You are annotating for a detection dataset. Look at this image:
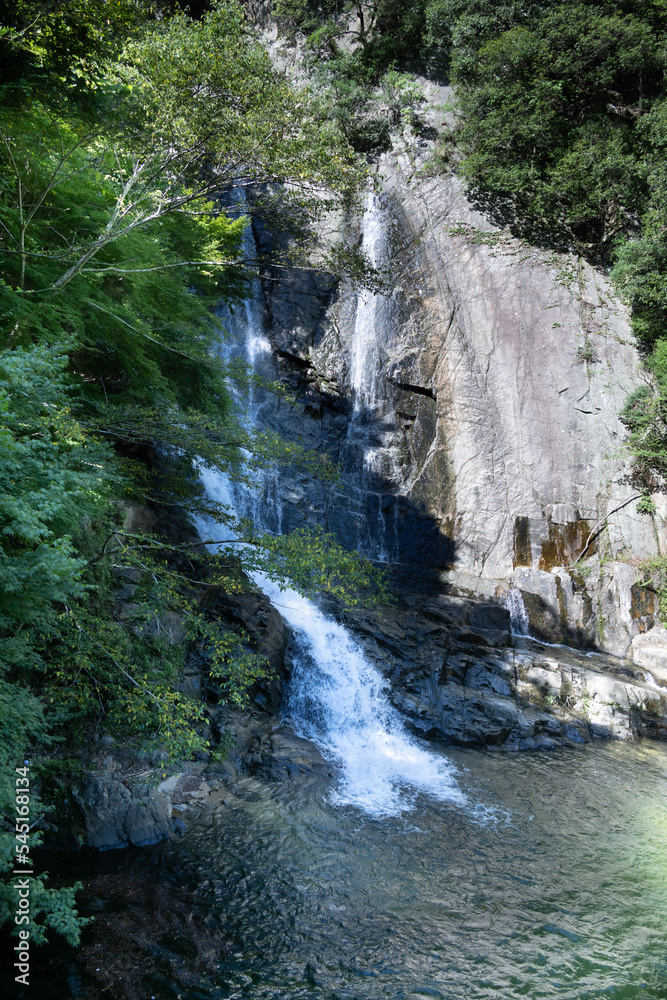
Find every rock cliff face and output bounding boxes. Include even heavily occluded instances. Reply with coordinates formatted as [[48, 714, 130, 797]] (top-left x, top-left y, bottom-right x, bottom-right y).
[[364, 88, 665, 657], [251, 67, 666, 660]]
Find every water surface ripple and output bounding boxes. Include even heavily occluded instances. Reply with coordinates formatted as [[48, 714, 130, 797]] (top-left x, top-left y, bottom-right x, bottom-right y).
[[165, 739, 667, 1000]]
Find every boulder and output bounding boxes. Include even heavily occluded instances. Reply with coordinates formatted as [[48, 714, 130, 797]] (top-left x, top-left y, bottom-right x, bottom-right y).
[[468, 603, 511, 632], [71, 773, 172, 851], [630, 628, 667, 685], [240, 730, 329, 782]]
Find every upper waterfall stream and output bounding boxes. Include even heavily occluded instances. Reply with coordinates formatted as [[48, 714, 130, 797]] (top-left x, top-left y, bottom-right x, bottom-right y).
[[342, 189, 402, 563]]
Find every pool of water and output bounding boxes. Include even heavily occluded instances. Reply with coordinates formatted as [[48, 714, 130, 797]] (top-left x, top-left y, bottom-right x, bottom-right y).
[[26, 738, 667, 1000]]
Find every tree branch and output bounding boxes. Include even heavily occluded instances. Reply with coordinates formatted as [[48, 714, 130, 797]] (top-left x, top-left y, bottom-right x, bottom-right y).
[[87, 531, 256, 566], [573, 493, 644, 564], [86, 300, 212, 362], [81, 259, 237, 275], [74, 620, 164, 708]]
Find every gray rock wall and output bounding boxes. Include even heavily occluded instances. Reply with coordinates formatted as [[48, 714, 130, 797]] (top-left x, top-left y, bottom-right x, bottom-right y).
[[369, 115, 664, 655], [331, 593, 667, 749], [374, 108, 654, 553]]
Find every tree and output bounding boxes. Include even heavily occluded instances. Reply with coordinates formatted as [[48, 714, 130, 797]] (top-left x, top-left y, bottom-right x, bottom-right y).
[[450, 2, 665, 254]]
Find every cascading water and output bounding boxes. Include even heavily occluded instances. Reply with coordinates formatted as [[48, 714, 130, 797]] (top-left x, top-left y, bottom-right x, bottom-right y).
[[350, 191, 386, 406], [267, 577, 465, 816], [208, 214, 282, 537], [198, 469, 464, 816], [195, 208, 464, 817], [340, 189, 404, 562], [502, 587, 531, 637]]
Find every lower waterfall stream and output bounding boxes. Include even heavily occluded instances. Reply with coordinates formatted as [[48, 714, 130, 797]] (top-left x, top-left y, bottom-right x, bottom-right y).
[[196, 463, 465, 820]]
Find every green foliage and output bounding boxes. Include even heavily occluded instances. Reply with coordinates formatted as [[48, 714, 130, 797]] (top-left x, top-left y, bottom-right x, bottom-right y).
[[244, 526, 390, 604], [608, 97, 667, 490], [634, 556, 667, 621], [0, 0, 162, 99], [0, 102, 247, 411], [636, 495, 657, 516], [190, 618, 274, 706], [573, 341, 598, 366], [118, 2, 361, 201], [0, 339, 114, 944], [450, 3, 665, 252], [611, 100, 667, 346], [0, 660, 89, 945], [0, 346, 114, 645]]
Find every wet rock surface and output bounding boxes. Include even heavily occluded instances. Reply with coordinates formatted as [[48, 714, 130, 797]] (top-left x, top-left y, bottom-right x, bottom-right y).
[[327, 591, 667, 749], [70, 770, 173, 851], [50, 758, 211, 852], [240, 729, 331, 782]]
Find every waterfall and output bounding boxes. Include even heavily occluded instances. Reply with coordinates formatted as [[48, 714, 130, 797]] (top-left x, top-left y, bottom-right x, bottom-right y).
[[264, 576, 465, 816], [208, 211, 282, 537], [341, 190, 403, 563], [502, 588, 531, 637], [350, 190, 385, 406], [195, 211, 464, 817]]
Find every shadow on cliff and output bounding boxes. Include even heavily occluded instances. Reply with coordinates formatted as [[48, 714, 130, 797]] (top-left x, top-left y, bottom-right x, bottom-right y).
[[328, 484, 457, 594], [319, 402, 458, 594], [240, 192, 458, 593], [465, 188, 582, 260]]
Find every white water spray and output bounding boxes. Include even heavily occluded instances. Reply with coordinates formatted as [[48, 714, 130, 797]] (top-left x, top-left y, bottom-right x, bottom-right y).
[[265, 577, 464, 816], [502, 588, 531, 637]]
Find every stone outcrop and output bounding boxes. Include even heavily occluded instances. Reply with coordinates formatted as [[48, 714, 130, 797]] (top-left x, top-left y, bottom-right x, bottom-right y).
[[330, 592, 667, 749], [47, 758, 210, 851], [71, 770, 173, 850], [630, 626, 667, 683]]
